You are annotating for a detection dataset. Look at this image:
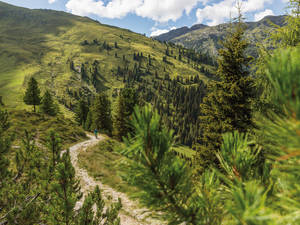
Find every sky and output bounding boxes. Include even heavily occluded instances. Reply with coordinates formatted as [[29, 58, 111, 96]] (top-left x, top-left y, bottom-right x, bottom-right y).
[[2, 0, 290, 36]]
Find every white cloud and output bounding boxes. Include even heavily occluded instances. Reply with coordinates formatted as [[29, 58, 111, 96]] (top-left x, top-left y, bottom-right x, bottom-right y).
[[196, 0, 273, 26], [48, 0, 57, 4], [150, 26, 177, 37], [66, 0, 141, 19], [135, 0, 205, 23], [254, 9, 274, 21], [66, 0, 207, 22]]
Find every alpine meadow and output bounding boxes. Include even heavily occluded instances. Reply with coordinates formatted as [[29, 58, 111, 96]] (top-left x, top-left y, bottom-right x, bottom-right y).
[[0, 0, 300, 224]]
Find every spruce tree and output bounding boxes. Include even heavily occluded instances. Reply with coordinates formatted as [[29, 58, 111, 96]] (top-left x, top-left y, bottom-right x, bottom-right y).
[[41, 90, 57, 116], [74, 98, 89, 127], [23, 77, 41, 112], [92, 93, 112, 135], [84, 110, 93, 131], [114, 88, 137, 141], [196, 12, 255, 170]]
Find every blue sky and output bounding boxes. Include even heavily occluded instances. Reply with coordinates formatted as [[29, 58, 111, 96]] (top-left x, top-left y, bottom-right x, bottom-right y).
[[2, 0, 289, 36]]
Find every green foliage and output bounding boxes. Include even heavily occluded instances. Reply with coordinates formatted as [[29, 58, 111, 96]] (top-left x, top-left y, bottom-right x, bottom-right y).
[[40, 90, 57, 116], [23, 77, 41, 112], [265, 47, 300, 118], [74, 98, 89, 127], [46, 130, 62, 169], [92, 93, 112, 135], [77, 185, 121, 225], [113, 88, 137, 141], [226, 181, 274, 225], [120, 105, 204, 224], [255, 1, 300, 114], [49, 150, 82, 225], [119, 39, 299, 224], [0, 108, 121, 224], [0, 108, 11, 186], [196, 16, 255, 171], [216, 132, 264, 181], [271, 0, 300, 47]]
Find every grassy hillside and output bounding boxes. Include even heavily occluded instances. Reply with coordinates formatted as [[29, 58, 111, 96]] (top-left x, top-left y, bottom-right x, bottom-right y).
[[156, 15, 286, 57], [7, 110, 87, 147], [0, 1, 211, 112]]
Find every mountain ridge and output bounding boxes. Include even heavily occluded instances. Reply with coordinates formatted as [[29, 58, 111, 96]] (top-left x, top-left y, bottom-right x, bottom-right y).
[[155, 15, 286, 56]]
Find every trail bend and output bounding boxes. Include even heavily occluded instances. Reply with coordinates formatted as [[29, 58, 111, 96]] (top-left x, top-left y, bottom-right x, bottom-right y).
[[68, 134, 163, 225]]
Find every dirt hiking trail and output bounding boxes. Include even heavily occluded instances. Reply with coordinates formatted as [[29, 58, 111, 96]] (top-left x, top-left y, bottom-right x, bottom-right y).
[[68, 134, 164, 225]]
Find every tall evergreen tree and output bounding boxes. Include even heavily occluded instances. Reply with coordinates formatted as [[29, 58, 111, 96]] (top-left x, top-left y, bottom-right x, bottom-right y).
[[41, 90, 57, 116], [196, 12, 255, 171], [74, 98, 89, 127], [114, 88, 137, 141], [23, 77, 41, 112], [92, 93, 112, 135]]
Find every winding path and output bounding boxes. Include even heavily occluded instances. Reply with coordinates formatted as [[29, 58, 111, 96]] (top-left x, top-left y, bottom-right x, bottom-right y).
[[68, 134, 163, 225]]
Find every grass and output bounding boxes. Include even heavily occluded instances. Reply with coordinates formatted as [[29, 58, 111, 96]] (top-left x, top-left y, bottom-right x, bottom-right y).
[[78, 138, 197, 195], [78, 138, 138, 195], [7, 109, 87, 148]]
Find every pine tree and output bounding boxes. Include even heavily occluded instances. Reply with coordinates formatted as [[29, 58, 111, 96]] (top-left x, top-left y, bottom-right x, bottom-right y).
[[114, 88, 137, 141], [77, 186, 121, 224], [49, 150, 82, 225], [23, 77, 41, 112], [46, 130, 62, 169], [0, 108, 11, 186], [196, 12, 255, 171], [41, 90, 57, 116], [120, 105, 206, 224], [92, 93, 112, 135]]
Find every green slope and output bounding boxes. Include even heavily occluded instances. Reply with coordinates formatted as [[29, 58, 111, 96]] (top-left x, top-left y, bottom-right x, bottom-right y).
[[0, 1, 210, 111]]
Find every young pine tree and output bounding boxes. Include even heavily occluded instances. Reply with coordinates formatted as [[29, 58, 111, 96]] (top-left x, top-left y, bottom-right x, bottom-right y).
[[49, 150, 82, 225], [120, 105, 204, 224], [114, 88, 137, 141], [92, 93, 112, 135], [77, 186, 121, 224], [196, 12, 255, 171], [0, 108, 11, 187], [46, 130, 62, 169], [41, 90, 57, 116], [23, 77, 41, 112]]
